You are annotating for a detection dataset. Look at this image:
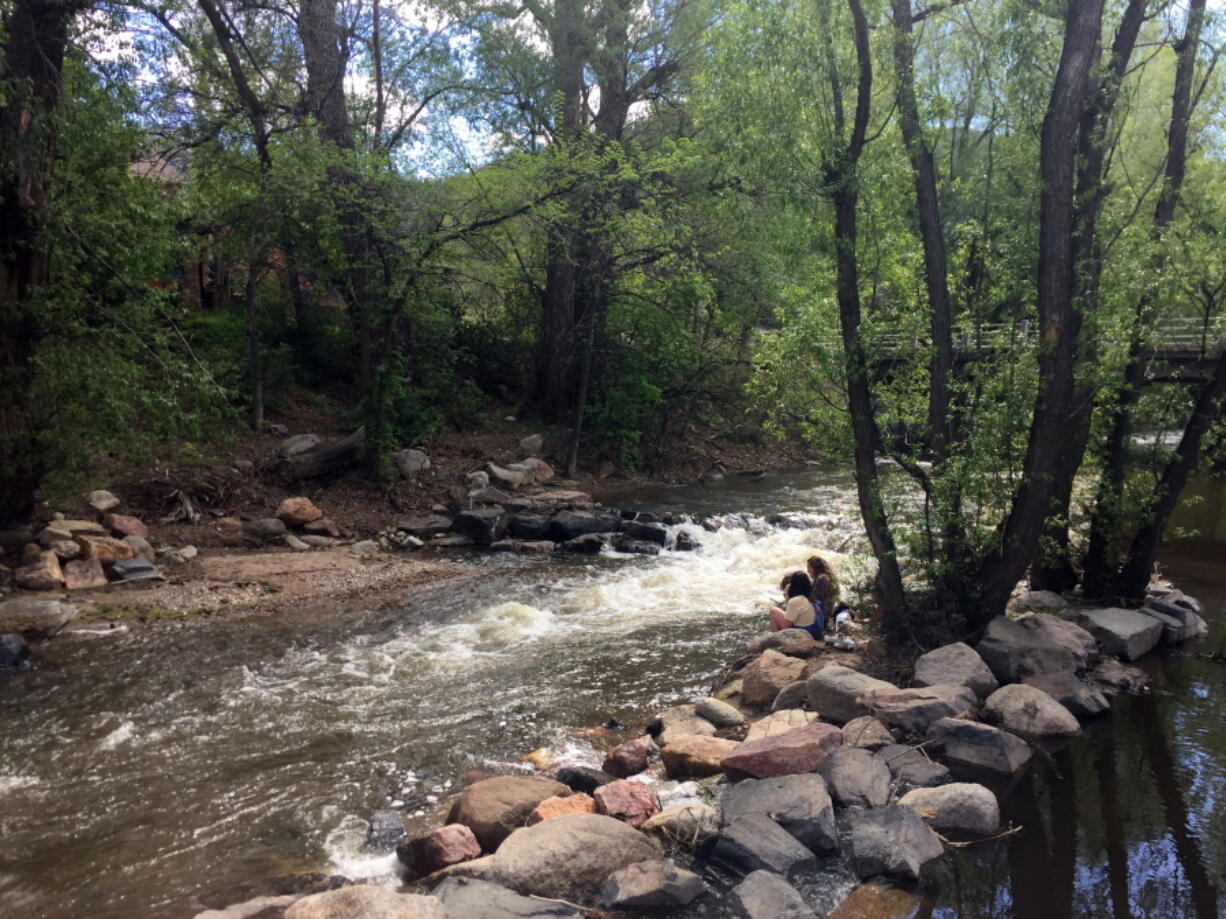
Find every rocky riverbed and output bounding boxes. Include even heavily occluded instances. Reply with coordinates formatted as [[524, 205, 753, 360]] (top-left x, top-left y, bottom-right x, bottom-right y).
[[189, 580, 1213, 919]]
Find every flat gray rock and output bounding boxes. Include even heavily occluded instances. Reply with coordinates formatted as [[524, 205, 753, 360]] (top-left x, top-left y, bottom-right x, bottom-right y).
[[700, 813, 817, 878], [926, 717, 1032, 777], [433, 877, 579, 918], [913, 642, 999, 698], [600, 859, 705, 909], [733, 870, 817, 919], [849, 805, 944, 881], [721, 774, 838, 851], [873, 744, 950, 792], [1067, 608, 1162, 661], [819, 747, 890, 808]]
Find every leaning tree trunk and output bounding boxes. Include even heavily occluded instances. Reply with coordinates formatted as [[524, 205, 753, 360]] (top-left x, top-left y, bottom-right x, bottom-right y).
[[278, 426, 367, 482], [973, 0, 1107, 624], [1119, 349, 1226, 599], [827, 0, 908, 630], [890, 0, 953, 462], [0, 0, 88, 525]]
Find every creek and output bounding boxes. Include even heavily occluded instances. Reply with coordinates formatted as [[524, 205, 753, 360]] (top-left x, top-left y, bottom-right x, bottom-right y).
[[0, 468, 1221, 918]]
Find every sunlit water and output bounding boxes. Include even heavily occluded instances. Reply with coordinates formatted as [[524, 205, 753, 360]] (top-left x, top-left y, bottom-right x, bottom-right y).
[[0, 467, 1221, 918]]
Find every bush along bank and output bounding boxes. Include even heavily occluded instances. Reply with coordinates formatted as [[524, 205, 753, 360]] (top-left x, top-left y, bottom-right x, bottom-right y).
[[191, 583, 1211, 918]]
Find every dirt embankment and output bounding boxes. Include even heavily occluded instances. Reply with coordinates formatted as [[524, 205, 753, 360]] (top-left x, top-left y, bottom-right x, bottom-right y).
[[19, 393, 820, 628]]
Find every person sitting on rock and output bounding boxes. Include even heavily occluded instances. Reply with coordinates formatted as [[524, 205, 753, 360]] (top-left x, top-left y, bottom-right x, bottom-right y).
[[808, 554, 854, 632], [768, 570, 823, 637]]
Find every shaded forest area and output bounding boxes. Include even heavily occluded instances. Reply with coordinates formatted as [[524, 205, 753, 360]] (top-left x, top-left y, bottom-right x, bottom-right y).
[[1, 0, 1224, 637]]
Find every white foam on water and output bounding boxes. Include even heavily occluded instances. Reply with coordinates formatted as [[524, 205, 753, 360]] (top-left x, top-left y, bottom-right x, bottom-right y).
[[64, 625, 130, 639], [0, 775, 39, 794], [99, 721, 135, 750], [322, 814, 400, 884]]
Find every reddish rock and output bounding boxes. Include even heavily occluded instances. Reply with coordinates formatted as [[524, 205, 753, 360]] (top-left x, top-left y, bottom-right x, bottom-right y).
[[593, 780, 659, 828], [529, 793, 596, 824], [721, 721, 844, 782], [603, 735, 657, 778], [15, 551, 64, 591], [63, 558, 108, 590], [396, 823, 482, 879], [276, 497, 325, 527], [742, 649, 807, 708], [74, 535, 135, 564], [104, 514, 149, 540]]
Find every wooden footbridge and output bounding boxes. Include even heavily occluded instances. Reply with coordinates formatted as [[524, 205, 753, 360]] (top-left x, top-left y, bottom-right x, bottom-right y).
[[867, 317, 1224, 384]]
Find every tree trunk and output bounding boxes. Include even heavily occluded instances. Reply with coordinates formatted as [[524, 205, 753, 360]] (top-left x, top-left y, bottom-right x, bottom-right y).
[[1119, 348, 1226, 599], [829, 0, 908, 630], [1030, 0, 1147, 593], [973, 0, 1106, 623], [278, 426, 367, 482], [0, 0, 88, 525], [244, 246, 265, 430], [1084, 0, 1207, 597], [890, 0, 953, 461]]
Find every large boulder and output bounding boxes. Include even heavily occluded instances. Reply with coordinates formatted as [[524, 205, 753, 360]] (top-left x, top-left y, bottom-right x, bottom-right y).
[[15, 551, 65, 591], [720, 773, 838, 851], [840, 716, 894, 751], [592, 780, 658, 828], [699, 813, 817, 878], [396, 449, 431, 477], [74, 535, 136, 564], [277, 498, 325, 527], [742, 650, 807, 707], [0, 598, 76, 638], [600, 860, 706, 909], [63, 558, 108, 590], [925, 717, 1032, 777], [284, 886, 451, 919], [433, 877, 580, 918], [819, 747, 891, 808], [848, 806, 944, 881], [103, 513, 149, 540], [899, 783, 1000, 836], [872, 744, 950, 792], [619, 520, 667, 546], [88, 489, 121, 512], [745, 630, 824, 658], [397, 825, 482, 880], [745, 709, 817, 742], [547, 511, 621, 541], [485, 813, 661, 905], [733, 871, 817, 919], [640, 803, 720, 845], [520, 434, 544, 454], [695, 696, 746, 728], [1136, 606, 1186, 646], [661, 735, 739, 779], [1022, 671, 1110, 717], [913, 643, 999, 698], [771, 682, 810, 712], [508, 515, 551, 541], [806, 665, 898, 723], [603, 735, 659, 778], [446, 776, 570, 852], [648, 704, 717, 747], [1092, 658, 1149, 693], [975, 614, 1096, 682], [451, 509, 508, 546], [984, 684, 1080, 739], [860, 684, 977, 735], [486, 462, 525, 490], [1067, 607, 1163, 661], [721, 721, 843, 781], [246, 518, 287, 540]]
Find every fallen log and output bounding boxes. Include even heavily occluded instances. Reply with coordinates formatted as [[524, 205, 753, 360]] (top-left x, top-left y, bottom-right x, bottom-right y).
[[278, 426, 365, 483]]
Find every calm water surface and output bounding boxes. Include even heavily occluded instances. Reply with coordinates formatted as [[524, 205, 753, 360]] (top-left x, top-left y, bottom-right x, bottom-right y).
[[0, 468, 1221, 918]]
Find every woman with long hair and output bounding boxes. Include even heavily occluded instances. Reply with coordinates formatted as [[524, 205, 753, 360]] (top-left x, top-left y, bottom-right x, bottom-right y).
[[768, 570, 821, 637]]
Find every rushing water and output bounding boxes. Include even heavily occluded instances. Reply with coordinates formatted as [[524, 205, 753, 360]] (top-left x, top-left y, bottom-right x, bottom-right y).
[[0, 468, 1221, 919]]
